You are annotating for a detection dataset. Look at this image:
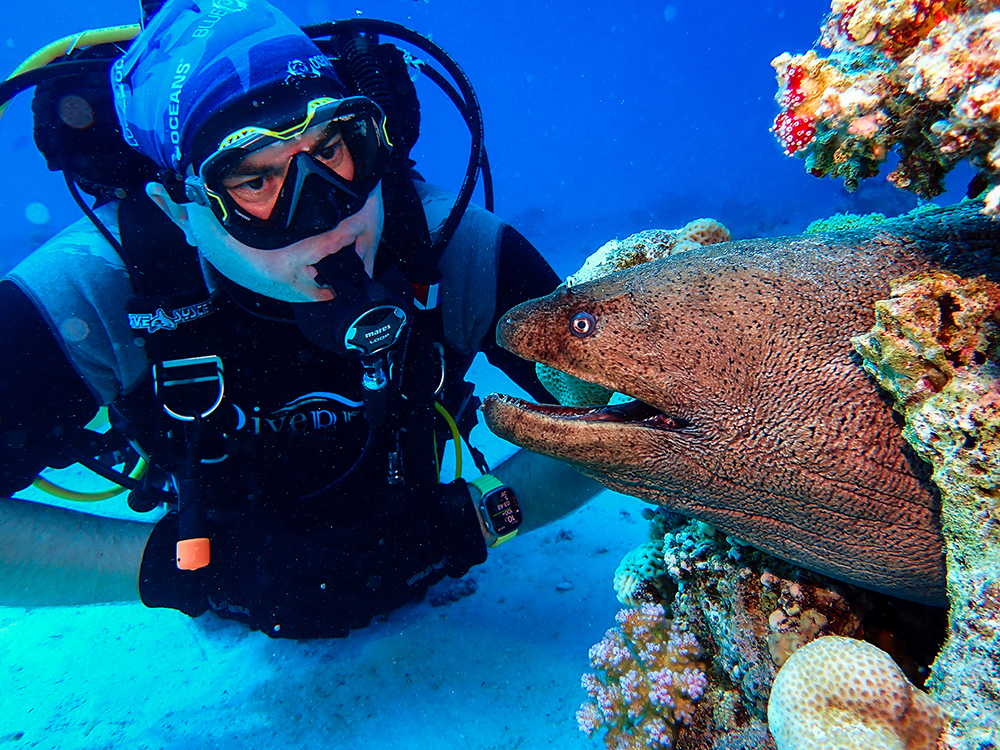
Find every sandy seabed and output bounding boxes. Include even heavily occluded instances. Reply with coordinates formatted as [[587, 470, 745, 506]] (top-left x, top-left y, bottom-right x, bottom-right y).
[[0, 491, 645, 750], [0, 357, 649, 750]]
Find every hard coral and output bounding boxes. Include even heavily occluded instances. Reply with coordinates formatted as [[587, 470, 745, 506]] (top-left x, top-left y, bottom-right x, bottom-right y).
[[828, 0, 969, 60], [614, 539, 670, 607], [660, 519, 865, 723], [577, 603, 708, 750], [767, 635, 944, 750], [759, 572, 860, 668], [852, 270, 1000, 749], [565, 220, 731, 289], [772, 0, 1000, 210], [771, 49, 889, 190], [803, 210, 887, 233], [597, 511, 944, 750]]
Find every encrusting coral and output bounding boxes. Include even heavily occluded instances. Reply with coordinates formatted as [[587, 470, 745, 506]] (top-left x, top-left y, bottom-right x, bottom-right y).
[[771, 0, 1000, 212], [803, 211, 887, 234], [565, 220, 731, 289], [577, 602, 709, 750], [852, 269, 1000, 750], [767, 635, 944, 750]]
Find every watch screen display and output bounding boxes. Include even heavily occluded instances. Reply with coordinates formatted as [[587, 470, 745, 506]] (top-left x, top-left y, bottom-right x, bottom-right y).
[[486, 487, 520, 535]]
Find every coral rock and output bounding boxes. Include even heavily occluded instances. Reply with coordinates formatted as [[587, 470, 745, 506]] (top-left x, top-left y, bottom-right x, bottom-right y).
[[852, 270, 1000, 750], [772, 0, 1000, 208], [803, 211, 887, 234], [565, 220, 731, 289], [767, 635, 944, 750], [601, 511, 942, 750]]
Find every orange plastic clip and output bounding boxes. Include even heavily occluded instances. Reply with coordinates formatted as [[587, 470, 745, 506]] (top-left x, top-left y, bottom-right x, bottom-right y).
[[176, 537, 211, 570]]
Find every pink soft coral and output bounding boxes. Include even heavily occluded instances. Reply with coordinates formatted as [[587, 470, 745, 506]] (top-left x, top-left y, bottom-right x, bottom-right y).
[[577, 603, 707, 750]]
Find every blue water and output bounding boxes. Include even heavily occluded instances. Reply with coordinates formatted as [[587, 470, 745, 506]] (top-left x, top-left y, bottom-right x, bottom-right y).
[[0, 0, 974, 276], [0, 3, 972, 748]]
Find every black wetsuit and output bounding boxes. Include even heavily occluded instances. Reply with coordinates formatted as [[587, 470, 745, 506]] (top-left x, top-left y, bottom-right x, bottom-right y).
[[0, 183, 559, 638]]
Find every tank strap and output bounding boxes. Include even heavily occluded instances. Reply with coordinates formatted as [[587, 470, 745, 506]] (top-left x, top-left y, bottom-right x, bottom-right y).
[[115, 190, 223, 563]]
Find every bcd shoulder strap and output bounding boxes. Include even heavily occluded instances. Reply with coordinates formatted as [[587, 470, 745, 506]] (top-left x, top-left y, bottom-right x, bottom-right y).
[[117, 189, 214, 338]]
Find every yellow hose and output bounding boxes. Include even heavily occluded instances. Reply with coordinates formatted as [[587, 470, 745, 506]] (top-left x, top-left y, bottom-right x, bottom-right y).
[[32, 456, 148, 502], [0, 24, 141, 120], [31, 406, 147, 503], [435, 400, 463, 481]]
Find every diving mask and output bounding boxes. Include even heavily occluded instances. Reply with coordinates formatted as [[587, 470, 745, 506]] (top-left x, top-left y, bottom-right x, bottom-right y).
[[184, 96, 392, 250]]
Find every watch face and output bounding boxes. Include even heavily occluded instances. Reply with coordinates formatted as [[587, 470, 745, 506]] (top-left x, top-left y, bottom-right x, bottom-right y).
[[484, 486, 521, 536]]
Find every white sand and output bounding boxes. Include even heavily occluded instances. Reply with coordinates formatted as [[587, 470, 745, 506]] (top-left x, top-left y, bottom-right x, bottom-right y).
[[0, 355, 650, 750]]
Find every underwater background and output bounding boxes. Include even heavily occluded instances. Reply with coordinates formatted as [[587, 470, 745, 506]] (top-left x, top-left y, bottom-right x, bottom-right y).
[[0, 1, 982, 749], [0, 0, 977, 280]]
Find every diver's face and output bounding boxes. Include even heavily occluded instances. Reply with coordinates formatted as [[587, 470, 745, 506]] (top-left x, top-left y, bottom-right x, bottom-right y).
[[186, 181, 383, 303], [186, 122, 379, 303], [218, 121, 356, 220]]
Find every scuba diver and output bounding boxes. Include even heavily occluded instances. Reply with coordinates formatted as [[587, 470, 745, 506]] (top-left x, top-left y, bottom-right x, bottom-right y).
[[0, 0, 600, 638]]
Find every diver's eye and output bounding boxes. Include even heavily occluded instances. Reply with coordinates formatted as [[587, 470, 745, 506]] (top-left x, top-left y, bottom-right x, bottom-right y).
[[224, 174, 267, 194], [317, 140, 342, 160], [571, 311, 597, 338], [315, 131, 347, 163]]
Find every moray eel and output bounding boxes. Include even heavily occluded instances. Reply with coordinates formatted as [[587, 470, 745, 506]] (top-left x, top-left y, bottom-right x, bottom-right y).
[[484, 202, 1000, 605]]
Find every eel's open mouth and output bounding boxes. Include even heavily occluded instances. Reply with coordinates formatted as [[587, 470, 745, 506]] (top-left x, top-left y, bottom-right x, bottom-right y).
[[484, 393, 691, 432]]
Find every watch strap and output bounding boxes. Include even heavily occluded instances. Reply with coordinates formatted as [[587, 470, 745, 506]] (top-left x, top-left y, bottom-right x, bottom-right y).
[[469, 473, 504, 495], [490, 529, 519, 547]]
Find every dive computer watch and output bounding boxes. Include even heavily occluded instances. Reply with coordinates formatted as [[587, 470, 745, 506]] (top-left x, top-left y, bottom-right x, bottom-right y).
[[469, 474, 521, 547]]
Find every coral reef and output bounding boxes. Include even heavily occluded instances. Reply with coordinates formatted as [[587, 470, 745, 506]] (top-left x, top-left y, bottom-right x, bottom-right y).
[[803, 210, 887, 234], [660, 518, 869, 747], [539, 220, 730, 408], [564, 216, 1000, 750], [565, 220, 731, 289], [577, 602, 708, 750], [767, 635, 944, 750], [852, 270, 1000, 749], [586, 509, 947, 750], [771, 0, 1000, 210]]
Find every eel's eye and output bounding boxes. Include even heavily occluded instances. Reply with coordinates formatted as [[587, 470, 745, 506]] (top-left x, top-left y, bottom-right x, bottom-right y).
[[571, 311, 597, 338]]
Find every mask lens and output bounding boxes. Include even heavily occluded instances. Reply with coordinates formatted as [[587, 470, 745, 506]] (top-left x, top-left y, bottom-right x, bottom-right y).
[[196, 97, 391, 249]]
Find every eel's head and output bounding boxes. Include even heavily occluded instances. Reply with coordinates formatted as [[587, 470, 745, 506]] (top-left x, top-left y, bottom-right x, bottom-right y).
[[483, 263, 739, 501]]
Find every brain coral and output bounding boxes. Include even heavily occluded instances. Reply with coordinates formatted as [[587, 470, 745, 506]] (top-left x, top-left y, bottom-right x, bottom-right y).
[[613, 538, 668, 607], [767, 635, 944, 750]]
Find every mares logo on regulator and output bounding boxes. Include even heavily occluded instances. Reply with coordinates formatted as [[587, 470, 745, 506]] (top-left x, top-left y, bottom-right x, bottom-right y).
[[292, 248, 408, 364], [292, 248, 410, 430]]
